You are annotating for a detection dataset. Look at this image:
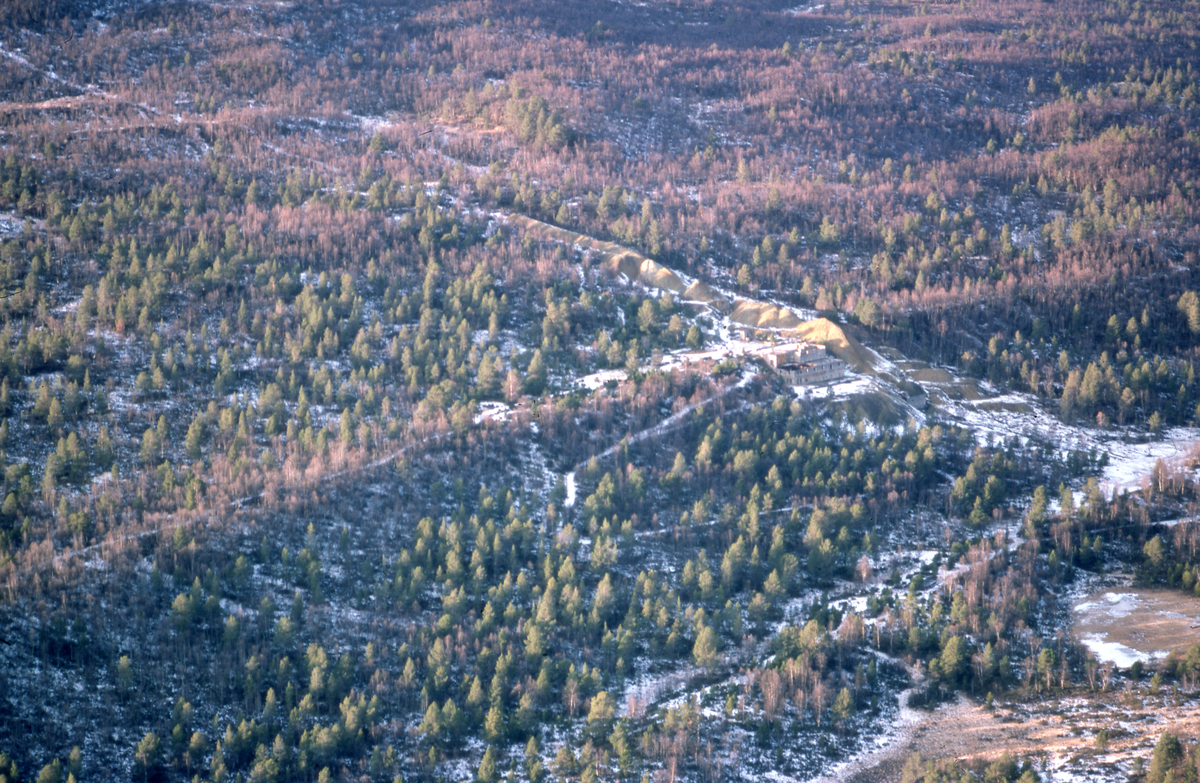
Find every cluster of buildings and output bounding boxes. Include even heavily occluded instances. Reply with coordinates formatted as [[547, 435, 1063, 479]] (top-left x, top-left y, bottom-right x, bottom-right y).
[[753, 341, 846, 385], [675, 338, 847, 386]]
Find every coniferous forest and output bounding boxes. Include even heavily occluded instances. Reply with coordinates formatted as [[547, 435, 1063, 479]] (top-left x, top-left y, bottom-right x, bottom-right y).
[[2, 0, 1200, 781]]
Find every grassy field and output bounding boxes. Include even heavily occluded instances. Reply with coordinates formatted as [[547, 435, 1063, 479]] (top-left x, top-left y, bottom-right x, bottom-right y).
[[1074, 589, 1200, 662]]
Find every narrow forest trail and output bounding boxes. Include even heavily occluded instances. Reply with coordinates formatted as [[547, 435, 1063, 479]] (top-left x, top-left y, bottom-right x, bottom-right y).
[[29, 430, 454, 588], [561, 370, 758, 508], [0, 41, 168, 120]]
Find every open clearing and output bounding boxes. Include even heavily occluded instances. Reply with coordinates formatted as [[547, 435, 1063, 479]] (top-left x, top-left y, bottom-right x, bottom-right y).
[[1072, 589, 1200, 667], [828, 689, 1200, 783]]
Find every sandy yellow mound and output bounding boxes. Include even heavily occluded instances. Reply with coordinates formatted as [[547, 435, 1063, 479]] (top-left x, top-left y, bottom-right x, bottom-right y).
[[607, 253, 690, 295], [729, 300, 804, 330], [787, 318, 876, 375]]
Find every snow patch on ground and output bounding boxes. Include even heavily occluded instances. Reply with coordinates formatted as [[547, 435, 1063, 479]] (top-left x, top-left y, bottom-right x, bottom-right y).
[[0, 211, 29, 237], [786, 2, 831, 14], [933, 368, 1200, 496], [1098, 430, 1199, 492], [574, 368, 626, 391], [860, 345, 900, 375], [563, 471, 577, 508], [917, 550, 940, 565], [800, 376, 873, 399], [619, 663, 699, 717], [473, 401, 512, 424], [1076, 633, 1158, 668], [1074, 591, 1140, 618], [803, 657, 924, 783]]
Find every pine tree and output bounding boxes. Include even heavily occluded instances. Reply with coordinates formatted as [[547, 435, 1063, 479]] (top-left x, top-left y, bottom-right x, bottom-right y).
[[693, 625, 720, 670], [36, 759, 63, 783], [134, 733, 161, 782], [140, 427, 160, 465], [483, 703, 506, 743], [1148, 732, 1183, 783], [586, 691, 615, 739], [186, 415, 205, 459], [1037, 648, 1056, 690], [476, 747, 497, 783], [610, 721, 634, 774], [419, 702, 442, 741], [525, 350, 546, 394], [553, 746, 577, 778], [47, 398, 63, 429], [67, 748, 81, 781], [525, 736, 542, 782], [1178, 291, 1200, 335], [832, 687, 855, 729], [467, 676, 486, 716]]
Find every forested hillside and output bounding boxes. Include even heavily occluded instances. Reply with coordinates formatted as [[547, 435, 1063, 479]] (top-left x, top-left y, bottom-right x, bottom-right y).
[[1, 0, 1199, 781]]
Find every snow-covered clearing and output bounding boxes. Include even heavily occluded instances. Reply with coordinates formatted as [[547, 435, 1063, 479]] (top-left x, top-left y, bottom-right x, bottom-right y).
[[786, 3, 831, 15], [573, 368, 626, 391], [619, 663, 700, 717], [1076, 633, 1155, 668], [1096, 430, 1200, 492], [0, 210, 30, 237], [930, 366, 1200, 495], [801, 376, 873, 399], [473, 400, 512, 424]]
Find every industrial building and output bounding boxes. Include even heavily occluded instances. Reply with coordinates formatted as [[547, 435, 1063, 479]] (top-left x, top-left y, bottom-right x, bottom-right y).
[[754, 342, 846, 385]]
